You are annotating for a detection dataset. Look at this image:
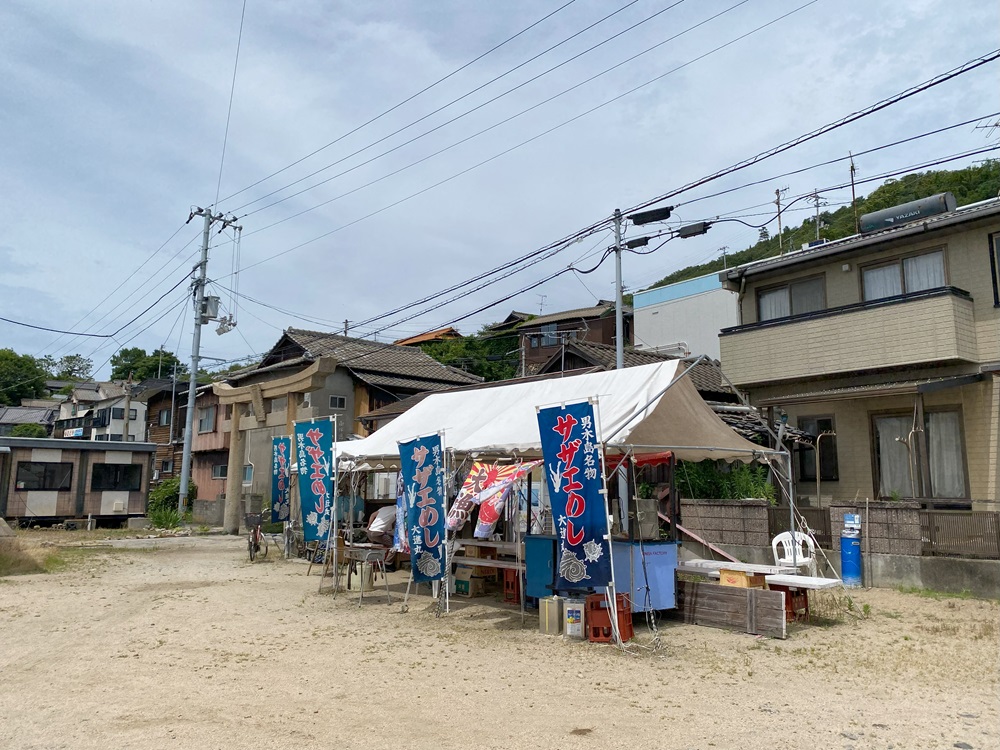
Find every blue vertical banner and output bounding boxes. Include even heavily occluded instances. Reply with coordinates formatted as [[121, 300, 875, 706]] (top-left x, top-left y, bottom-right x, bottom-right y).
[[294, 420, 333, 543], [399, 434, 445, 583], [537, 401, 611, 589], [271, 436, 292, 523]]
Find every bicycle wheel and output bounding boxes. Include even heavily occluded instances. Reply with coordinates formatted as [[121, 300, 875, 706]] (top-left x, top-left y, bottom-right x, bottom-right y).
[[259, 531, 268, 558], [248, 531, 256, 562]]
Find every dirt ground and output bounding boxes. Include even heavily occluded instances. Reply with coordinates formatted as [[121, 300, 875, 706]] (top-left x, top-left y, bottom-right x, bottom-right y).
[[0, 533, 997, 750]]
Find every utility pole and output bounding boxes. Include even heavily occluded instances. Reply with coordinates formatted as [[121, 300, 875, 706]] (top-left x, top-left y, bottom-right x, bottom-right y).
[[812, 189, 824, 241], [343, 319, 349, 337], [122, 372, 133, 444], [613, 208, 624, 370], [775, 188, 786, 254], [719, 246, 729, 270], [178, 207, 240, 519], [849, 152, 860, 235]]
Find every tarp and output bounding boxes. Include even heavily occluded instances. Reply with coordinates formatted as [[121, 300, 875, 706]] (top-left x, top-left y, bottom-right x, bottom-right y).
[[340, 361, 767, 463]]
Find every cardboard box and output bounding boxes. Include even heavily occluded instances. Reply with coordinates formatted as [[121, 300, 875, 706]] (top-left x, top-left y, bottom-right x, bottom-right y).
[[454, 577, 486, 597], [719, 569, 766, 589]]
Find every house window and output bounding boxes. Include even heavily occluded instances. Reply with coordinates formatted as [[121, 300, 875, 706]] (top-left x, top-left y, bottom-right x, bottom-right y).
[[91, 464, 142, 492], [212, 465, 228, 480], [161, 460, 174, 474], [15, 462, 73, 491], [94, 434, 109, 441], [540, 323, 558, 347], [872, 410, 967, 499], [757, 276, 825, 321], [109, 434, 123, 442], [329, 395, 347, 410], [798, 416, 838, 482], [242, 465, 253, 485], [112, 407, 124, 420], [862, 249, 945, 301], [198, 406, 216, 433], [158, 409, 171, 426]]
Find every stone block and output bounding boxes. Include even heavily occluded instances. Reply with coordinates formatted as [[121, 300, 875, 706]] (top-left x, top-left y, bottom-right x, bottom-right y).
[[127, 517, 150, 530]]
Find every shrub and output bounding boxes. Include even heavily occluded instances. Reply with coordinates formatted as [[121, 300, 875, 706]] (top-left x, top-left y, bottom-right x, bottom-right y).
[[678, 460, 776, 503], [148, 507, 182, 529], [147, 478, 196, 515], [10, 424, 47, 438]]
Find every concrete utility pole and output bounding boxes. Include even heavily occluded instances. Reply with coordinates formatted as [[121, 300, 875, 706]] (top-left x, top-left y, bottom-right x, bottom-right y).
[[613, 208, 624, 370], [122, 372, 133, 444], [178, 207, 240, 518], [775, 188, 785, 254]]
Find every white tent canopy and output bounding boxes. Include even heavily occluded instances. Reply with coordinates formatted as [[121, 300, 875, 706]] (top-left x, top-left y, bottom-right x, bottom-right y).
[[340, 361, 769, 463]]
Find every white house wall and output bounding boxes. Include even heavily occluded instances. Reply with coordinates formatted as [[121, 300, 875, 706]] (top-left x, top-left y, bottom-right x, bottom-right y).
[[634, 286, 738, 359]]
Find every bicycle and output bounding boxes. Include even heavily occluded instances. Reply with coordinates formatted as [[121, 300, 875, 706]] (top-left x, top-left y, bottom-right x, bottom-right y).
[[245, 513, 268, 562]]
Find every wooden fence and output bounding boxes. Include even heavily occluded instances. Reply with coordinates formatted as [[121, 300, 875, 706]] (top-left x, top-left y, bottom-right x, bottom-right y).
[[920, 511, 1000, 559]]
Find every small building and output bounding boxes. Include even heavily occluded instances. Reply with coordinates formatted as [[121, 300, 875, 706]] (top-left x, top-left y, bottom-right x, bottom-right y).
[[493, 301, 632, 375], [393, 327, 463, 346], [0, 437, 155, 522], [0, 405, 57, 437], [632, 271, 739, 359], [53, 381, 147, 442]]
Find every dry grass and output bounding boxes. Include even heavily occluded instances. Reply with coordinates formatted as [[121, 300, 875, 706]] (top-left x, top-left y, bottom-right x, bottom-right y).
[[0, 538, 45, 576]]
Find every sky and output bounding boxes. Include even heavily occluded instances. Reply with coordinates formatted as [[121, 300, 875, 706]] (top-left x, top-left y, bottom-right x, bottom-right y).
[[1, 0, 998, 379]]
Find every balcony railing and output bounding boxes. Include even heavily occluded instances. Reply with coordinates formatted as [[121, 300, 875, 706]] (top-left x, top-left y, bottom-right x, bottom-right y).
[[719, 286, 977, 386]]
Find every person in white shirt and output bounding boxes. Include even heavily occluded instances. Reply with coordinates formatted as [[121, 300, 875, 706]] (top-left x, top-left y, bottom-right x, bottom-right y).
[[366, 504, 396, 548]]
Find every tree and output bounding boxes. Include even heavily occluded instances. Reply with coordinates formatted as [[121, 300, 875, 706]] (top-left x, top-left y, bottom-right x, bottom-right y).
[[419, 325, 519, 382], [10, 423, 47, 438], [0, 349, 48, 406], [36, 353, 93, 381], [110, 347, 185, 382]]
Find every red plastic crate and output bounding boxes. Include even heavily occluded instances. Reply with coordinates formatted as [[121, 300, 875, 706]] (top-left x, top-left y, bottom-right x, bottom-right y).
[[586, 593, 633, 643], [502, 568, 521, 604]]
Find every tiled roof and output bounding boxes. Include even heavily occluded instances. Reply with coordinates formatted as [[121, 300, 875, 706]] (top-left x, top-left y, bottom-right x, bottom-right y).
[[517, 301, 630, 328], [253, 329, 482, 388], [0, 406, 57, 425], [393, 327, 462, 345]]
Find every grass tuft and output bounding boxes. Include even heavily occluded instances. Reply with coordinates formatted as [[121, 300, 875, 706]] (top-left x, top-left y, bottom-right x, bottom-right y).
[[0, 538, 45, 576]]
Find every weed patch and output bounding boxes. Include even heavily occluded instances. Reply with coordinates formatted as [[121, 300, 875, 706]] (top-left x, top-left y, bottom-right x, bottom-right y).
[[0, 538, 45, 576]]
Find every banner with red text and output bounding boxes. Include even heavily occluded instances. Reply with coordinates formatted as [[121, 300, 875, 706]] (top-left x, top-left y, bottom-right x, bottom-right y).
[[294, 420, 333, 543], [270, 436, 292, 523], [399, 434, 445, 583], [537, 401, 610, 589]]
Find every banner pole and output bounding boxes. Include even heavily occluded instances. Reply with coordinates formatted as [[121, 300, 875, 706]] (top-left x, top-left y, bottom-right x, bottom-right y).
[[592, 397, 623, 648]]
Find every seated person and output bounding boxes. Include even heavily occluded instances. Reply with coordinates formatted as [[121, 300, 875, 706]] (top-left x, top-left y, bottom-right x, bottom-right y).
[[366, 504, 396, 548]]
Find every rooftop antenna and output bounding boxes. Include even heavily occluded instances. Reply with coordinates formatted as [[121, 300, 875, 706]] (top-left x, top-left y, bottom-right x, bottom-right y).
[[537, 294, 547, 314], [850, 152, 860, 234]]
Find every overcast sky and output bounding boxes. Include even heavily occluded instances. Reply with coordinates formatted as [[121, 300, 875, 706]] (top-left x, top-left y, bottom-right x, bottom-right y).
[[2, 0, 998, 379]]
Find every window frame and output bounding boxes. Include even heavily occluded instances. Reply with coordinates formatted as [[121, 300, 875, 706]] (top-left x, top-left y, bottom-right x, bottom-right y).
[[158, 409, 171, 426], [755, 274, 827, 322], [91, 463, 142, 492], [197, 405, 217, 433], [540, 323, 558, 347], [859, 247, 948, 302], [211, 464, 228, 480], [242, 464, 253, 485], [869, 406, 969, 500], [797, 415, 839, 482], [329, 395, 347, 410], [15, 461, 74, 491], [161, 459, 174, 474]]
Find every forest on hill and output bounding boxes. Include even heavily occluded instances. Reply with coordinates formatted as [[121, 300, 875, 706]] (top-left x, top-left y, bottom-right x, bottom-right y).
[[641, 160, 1000, 291]]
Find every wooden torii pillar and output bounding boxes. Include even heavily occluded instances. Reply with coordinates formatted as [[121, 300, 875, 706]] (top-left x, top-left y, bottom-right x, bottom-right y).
[[213, 357, 339, 535]]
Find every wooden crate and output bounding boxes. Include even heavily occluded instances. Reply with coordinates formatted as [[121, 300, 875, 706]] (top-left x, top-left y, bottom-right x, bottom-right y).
[[719, 569, 766, 589]]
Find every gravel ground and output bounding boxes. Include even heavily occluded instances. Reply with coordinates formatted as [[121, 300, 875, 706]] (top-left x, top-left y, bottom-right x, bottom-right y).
[[0, 533, 997, 749]]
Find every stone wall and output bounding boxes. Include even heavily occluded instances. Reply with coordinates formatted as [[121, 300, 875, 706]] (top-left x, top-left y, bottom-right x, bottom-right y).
[[680, 498, 770, 548]]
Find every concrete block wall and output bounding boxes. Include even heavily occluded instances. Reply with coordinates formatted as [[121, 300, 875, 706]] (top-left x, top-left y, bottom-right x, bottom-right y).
[[680, 499, 770, 548], [829, 502, 922, 556]]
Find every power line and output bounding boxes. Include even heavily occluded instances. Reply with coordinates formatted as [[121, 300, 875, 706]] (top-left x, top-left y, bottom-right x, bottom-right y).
[[218, 0, 584, 205], [233, 0, 684, 217], [212, 0, 248, 209], [625, 47, 1000, 217], [238, 0, 746, 238]]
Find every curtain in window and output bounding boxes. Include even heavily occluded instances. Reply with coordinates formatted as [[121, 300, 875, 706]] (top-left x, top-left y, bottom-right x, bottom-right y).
[[903, 251, 945, 292], [875, 415, 912, 497], [758, 288, 790, 320], [863, 265, 902, 301], [928, 411, 965, 498]]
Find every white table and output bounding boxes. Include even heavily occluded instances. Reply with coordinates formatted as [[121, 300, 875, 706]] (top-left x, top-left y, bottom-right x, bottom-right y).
[[683, 559, 797, 575]]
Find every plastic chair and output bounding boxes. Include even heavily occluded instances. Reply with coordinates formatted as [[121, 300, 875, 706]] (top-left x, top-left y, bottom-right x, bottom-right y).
[[771, 531, 816, 575]]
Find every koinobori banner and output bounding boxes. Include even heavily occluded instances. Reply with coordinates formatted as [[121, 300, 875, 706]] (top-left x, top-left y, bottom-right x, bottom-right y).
[[537, 401, 611, 589], [294, 420, 333, 543], [446, 461, 541, 537], [270, 436, 292, 523], [399, 434, 446, 583]]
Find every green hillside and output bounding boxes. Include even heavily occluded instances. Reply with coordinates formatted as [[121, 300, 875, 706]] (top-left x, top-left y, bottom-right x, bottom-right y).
[[642, 160, 1000, 292]]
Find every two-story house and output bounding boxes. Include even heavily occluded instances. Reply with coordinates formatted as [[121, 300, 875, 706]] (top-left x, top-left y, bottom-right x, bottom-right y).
[[719, 194, 1000, 511], [490, 301, 633, 375], [53, 381, 147, 442]]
